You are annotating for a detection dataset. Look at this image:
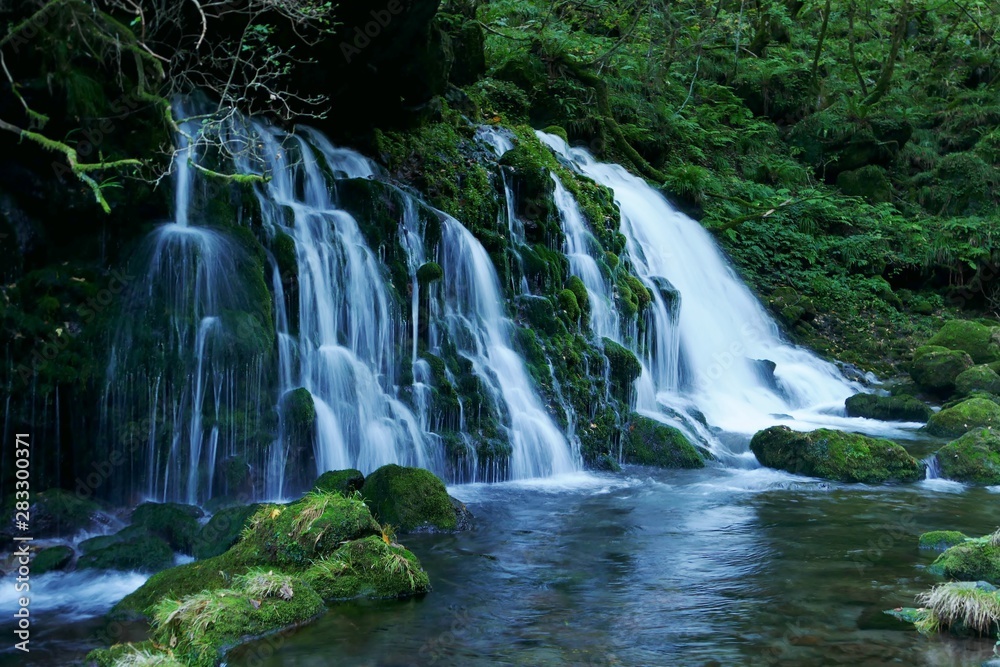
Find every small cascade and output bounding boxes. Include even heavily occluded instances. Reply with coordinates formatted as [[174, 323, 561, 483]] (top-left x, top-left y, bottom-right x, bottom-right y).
[[924, 454, 942, 480], [477, 126, 531, 295], [538, 131, 864, 454], [236, 123, 433, 496], [103, 106, 269, 504]]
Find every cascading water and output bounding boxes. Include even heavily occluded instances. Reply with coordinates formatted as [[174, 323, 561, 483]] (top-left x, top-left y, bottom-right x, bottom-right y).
[[103, 106, 269, 504], [236, 123, 434, 497], [537, 131, 917, 455], [431, 212, 578, 479]]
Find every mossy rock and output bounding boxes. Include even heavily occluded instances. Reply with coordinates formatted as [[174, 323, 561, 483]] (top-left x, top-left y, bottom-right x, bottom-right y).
[[622, 414, 704, 469], [192, 504, 262, 560], [416, 261, 444, 285], [844, 393, 932, 422], [303, 535, 431, 601], [909, 347, 974, 394], [918, 530, 969, 552], [927, 320, 1000, 364], [836, 165, 893, 203], [130, 503, 202, 555], [361, 464, 458, 532], [77, 533, 174, 573], [238, 494, 381, 568], [926, 398, 1000, 438], [150, 577, 325, 667], [312, 469, 365, 496], [602, 338, 642, 401], [933, 428, 1000, 484], [78, 525, 149, 555], [281, 387, 316, 427], [955, 365, 1000, 396], [113, 492, 382, 618], [25, 489, 98, 538], [750, 426, 923, 483], [85, 642, 175, 667], [557, 288, 581, 322], [32, 545, 74, 574], [932, 536, 1000, 584]]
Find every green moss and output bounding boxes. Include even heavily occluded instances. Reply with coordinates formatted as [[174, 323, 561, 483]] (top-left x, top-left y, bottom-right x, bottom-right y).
[[622, 414, 704, 469], [192, 504, 261, 560], [32, 545, 74, 574], [236, 493, 381, 568], [934, 428, 1000, 484], [918, 531, 969, 552], [844, 393, 932, 422], [932, 535, 1000, 584], [150, 576, 325, 667], [303, 535, 430, 601], [955, 365, 1000, 396], [557, 288, 581, 322], [79, 525, 149, 554], [131, 503, 202, 554], [272, 231, 297, 279], [111, 551, 244, 619], [909, 347, 974, 394], [311, 469, 365, 496], [750, 426, 923, 483], [281, 387, 316, 427], [602, 338, 641, 401], [84, 642, 166, 667], [77, 533, 173, 573], [926, 398, 1000, 438], [361, 464, 457, 532], [927, 320, 1000, 364], [416, 261, 444, 285]]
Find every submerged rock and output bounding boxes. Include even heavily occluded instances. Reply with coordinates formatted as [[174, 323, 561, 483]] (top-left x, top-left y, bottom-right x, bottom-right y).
[[750, 426, 923, 483], [361, 464, 460, 532], [621, 413, 704, 469], [909, 346, 974, 394], [933, 428, 1000, 485], [926, 397, 1000, 438], [844, 392, 932, 422]]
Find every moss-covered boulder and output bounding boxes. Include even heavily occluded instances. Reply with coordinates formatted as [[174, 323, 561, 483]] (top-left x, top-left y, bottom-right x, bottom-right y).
[[931, 532, 1000, 584], [926, 398, 1000, 438], [78, 525, 148, 554], [927, 319, 1000, 364], [77, 533, 174, 573], [32, 545, 74, 574], [918, 530, 969, 552], [909, 346, 974, 394], [750, 426, 923, 483], [130, 503, 202, 555], [192, 504, 261, 560], [303, 535, 431, 601], [279, 387, 318, 494], [23, 489, 98, 538], [622, 414, 704, 469], [933, 428, 1000, 484], [239, 493, 381, 568], [844, 393, 932, 422], [416, 261, 443, 285], [149, 570, 325, 667], [311, 469, 365, 496], [361, 464, 457, 532], [955, 364, 1000, 396]]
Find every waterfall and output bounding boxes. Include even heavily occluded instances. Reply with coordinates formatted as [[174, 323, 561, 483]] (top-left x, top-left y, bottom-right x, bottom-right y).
[[237, 123, 433, 497], [537, 131, 870, 451]]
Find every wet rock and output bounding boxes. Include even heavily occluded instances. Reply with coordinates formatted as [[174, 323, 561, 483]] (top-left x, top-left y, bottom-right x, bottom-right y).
[[622, 413, 704, 469], [845, 392, 932, 422], [933, 428, 1000, 485], [750, 426, 923, 483], [362, 464, 461, 532], [130, 502, 203, 555], [312, 469, 366, 496], [909, 346, 974, 395], [926, 398, 1000, 438], [32, 545, 74, 574]]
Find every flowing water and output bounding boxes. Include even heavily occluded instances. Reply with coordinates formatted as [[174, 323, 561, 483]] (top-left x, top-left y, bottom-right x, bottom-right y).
[[8, 463, 998, 667]]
